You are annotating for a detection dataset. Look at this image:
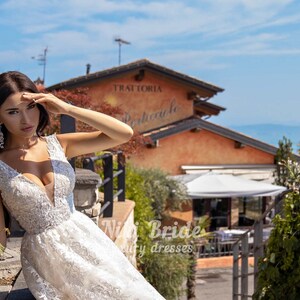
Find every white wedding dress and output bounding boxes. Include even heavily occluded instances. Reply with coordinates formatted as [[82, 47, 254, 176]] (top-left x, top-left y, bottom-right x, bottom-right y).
[[0, 134, 165, 300]]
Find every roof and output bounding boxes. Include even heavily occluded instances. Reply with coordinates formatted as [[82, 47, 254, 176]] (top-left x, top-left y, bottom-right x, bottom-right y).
[[194, 100, 226, 116], [47, 59, 224, 94], [144, 117, 281, 156], [144, 118, 202, 140]]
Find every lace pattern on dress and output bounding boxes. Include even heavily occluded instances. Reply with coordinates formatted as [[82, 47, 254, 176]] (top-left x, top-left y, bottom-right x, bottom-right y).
[[0, 134, 75, 234]]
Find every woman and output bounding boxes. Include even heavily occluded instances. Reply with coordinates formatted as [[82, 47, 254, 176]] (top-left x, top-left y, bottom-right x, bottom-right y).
[[0, 71, 165, 299]]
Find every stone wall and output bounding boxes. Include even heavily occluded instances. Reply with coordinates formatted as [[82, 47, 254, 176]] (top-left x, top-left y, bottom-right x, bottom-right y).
[[99, 200, 137, 267]]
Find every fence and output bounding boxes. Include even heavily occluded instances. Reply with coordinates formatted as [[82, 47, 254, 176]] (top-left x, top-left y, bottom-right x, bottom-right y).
[[198, 232, 240, 258], [232, 190, 290, 299], [82, 151, 126, 218]]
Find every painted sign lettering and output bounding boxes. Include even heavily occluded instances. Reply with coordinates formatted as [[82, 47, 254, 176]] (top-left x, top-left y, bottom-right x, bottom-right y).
[[122, 99, 179, 128], [113, 84, 162, 93]]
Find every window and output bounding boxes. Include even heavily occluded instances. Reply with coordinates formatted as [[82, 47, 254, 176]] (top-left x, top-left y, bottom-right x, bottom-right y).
[[239, 197, 262, 226]]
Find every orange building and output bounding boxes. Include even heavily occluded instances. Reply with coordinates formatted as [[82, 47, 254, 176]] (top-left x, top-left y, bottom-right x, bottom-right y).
[[48, 59, 282, 229]]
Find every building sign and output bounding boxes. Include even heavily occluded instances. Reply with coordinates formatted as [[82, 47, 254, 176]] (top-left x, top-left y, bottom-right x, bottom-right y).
[[122, 98, 179, 129], [88, 75, 194, 132], [113, 84, 162, 93]]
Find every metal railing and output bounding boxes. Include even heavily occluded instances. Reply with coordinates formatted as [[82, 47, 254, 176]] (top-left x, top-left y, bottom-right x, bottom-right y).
[[82, 151, 126, 218], [232, 190, 290, 299], [198, 232, 240, 258]]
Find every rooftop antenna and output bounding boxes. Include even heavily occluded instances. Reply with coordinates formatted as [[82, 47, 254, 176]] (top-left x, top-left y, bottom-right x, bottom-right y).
[[32, 46, 48, 85], [114, 38, 130, 65]]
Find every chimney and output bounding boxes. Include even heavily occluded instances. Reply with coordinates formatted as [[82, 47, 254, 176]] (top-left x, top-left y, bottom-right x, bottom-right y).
[[86, 63, 91, 75]]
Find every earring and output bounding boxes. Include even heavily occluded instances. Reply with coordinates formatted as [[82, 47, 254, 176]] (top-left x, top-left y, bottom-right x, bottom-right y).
[[0, 124, 4, 149]]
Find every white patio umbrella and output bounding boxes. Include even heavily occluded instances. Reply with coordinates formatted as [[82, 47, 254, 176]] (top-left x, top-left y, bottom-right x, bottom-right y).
[[174, 172, 286, 198]]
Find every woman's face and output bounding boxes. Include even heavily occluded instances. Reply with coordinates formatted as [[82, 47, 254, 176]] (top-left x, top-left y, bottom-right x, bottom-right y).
[[0, 92, 40, 139]]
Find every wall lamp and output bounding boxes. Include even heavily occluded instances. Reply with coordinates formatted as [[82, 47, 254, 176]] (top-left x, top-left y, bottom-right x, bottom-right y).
[[191, 127, 202, 133], [234, 141, 245, 149], [146, 140, 159, 148], [187, 91, 197, 100], [135, 69, 145, 81]]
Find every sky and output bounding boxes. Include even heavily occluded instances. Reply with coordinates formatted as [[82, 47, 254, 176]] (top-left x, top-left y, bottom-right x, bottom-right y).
[[0, 0, 299, 131]]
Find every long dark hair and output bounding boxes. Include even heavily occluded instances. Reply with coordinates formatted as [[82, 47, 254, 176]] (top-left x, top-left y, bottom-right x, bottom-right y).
[[0, 71, 50, 233], [0, 71, 49, 147]]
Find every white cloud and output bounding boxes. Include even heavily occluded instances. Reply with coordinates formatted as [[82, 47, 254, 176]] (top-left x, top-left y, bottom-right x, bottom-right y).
[[0, 0, 294, 37], [0, 0, 300, 74]]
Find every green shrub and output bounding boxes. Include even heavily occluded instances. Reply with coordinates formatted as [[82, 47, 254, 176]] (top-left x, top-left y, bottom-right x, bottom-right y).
[[125, 165, 191, 299], [142, 238, 190, 299], [133, 167, 189, 220], [253, 159, 300, 300]]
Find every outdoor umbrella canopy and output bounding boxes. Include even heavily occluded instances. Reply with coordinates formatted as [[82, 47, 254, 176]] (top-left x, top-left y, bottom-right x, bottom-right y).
[[174, 172, 286, 198]]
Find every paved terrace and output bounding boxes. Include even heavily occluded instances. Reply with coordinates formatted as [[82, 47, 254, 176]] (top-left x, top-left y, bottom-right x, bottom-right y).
[[0, 236, 34, 300]]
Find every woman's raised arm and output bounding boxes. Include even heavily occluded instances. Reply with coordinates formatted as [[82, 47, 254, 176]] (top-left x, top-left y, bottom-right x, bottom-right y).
[[22, 92, 133, 158]]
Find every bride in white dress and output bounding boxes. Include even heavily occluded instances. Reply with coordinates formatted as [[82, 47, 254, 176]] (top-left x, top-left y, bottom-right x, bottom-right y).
[[0, 71, 165, 299]]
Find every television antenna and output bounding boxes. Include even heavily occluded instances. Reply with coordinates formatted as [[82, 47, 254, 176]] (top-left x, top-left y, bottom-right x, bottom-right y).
[[32, 46, 48, 84], [114, 38, 130, 65]]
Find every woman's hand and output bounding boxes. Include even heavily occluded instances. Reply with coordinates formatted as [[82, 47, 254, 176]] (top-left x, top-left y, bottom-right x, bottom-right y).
[[22, 92, 71, 115]]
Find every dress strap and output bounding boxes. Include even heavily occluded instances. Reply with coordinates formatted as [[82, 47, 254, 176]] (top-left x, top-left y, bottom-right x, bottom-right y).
[[46, 134, 68, 161]]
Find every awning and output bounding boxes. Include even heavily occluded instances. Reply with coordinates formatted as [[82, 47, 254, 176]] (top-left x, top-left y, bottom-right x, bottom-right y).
[[173, 172, 286, 198]]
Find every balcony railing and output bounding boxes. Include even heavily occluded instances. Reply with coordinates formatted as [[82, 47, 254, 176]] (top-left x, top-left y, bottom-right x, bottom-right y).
[[82, 151, 126, 218]]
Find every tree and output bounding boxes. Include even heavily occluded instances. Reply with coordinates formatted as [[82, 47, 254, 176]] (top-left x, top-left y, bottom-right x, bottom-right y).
[[125, 165, 190, 299], [274, 136, 294, 187], [134, 168, 189, 220], [253, 160, 300, 299]]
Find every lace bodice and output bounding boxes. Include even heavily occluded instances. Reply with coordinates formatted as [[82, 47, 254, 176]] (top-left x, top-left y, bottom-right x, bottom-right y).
[[0, 134, 76, 234]]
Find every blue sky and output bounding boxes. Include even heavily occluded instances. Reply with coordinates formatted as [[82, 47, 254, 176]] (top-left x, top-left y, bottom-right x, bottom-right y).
[[0, 0, 299, 131]]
